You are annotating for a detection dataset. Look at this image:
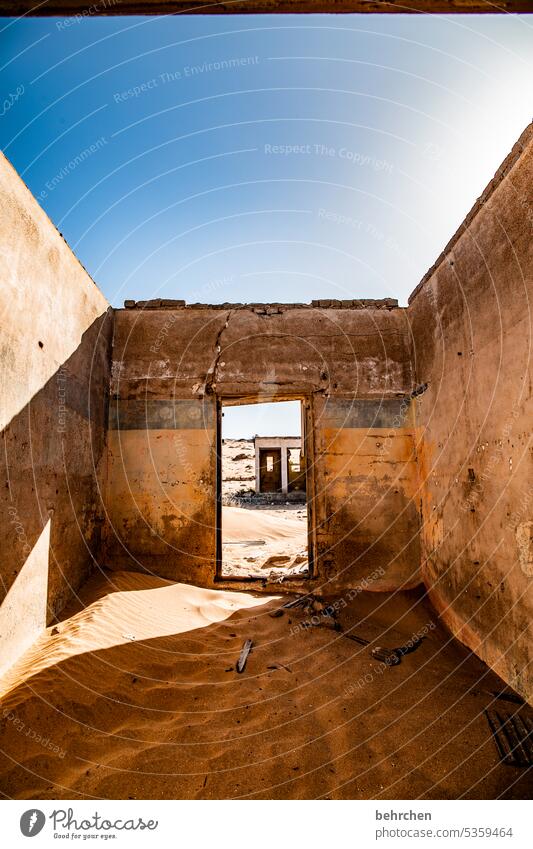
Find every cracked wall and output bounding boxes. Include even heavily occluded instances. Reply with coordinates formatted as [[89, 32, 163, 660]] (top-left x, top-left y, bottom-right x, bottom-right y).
[[1, 119, 532, 702], [102, 125, 533, 702], [104, 301, 420, 592]]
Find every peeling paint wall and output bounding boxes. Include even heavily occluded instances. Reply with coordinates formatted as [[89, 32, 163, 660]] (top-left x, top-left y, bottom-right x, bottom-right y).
[[106, 397, 217, 585], [315, 396, 420, 592], [105, 303, 420, 592], [0, 152, 112, 672], [408, 124, 533, 703]]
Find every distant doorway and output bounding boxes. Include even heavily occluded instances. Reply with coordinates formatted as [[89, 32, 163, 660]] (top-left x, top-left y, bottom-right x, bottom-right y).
[[259, 447, 282, 492], [217, 399, 311, 581]]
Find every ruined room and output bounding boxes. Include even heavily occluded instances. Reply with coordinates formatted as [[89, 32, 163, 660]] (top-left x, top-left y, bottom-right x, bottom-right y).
[[0, 2, 532, 807]]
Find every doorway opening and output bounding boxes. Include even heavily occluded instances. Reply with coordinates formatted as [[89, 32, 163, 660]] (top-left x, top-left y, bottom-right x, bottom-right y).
[[217, 398, 311, 581]]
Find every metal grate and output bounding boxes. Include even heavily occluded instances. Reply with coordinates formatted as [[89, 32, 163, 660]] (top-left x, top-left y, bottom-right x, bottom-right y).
[[485, 709, 533, 767]]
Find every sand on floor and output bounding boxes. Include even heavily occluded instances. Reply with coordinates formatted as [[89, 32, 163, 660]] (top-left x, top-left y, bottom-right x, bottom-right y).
[[0, 569, 530, 801], [221, 439, 308, 578], [222, 505, 308, 579]]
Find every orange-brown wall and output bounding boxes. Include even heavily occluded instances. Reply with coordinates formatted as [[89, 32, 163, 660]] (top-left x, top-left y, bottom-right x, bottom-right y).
[[408, 124, 533, 702], [103, 126, 533, 702], [2, 119, 531, 701], [0, 153, 111, 674], [105, 304, 420, 592], [105, 399, 217, 585], [314, 396, 420, 593]]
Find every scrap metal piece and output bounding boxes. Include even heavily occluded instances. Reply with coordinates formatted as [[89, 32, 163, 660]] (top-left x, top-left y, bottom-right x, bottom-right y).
[[371, 636, 425, 666], [371, 646, 402, 666]]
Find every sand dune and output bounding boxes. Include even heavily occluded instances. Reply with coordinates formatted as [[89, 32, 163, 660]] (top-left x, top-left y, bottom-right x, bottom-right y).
[[223, 505, 306, 543], [0, 570, 529, 800], [0, 572, 277, 698]]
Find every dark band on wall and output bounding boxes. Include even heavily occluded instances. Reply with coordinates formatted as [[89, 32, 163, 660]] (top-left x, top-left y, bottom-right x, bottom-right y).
[[109, 399, 215, 430]]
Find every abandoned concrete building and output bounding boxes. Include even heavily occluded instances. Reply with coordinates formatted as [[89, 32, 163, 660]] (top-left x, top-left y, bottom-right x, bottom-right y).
[[0, 113, 532, 799], [254, 436, 305, 494]]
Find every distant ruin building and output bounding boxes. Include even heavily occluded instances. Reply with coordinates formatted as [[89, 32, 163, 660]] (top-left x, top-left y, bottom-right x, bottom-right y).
[[254, 437, 306, 494]]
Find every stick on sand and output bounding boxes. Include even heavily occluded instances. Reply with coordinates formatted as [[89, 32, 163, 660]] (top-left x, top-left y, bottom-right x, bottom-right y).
[[236, 639, 253, 673]]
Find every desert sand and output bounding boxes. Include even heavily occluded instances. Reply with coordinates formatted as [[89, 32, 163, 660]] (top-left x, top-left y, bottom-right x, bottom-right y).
[[222, 506, 308, 579], [0, 569, 530, 800], [221, 438, 308, 579], [221, 438, 256, 499]]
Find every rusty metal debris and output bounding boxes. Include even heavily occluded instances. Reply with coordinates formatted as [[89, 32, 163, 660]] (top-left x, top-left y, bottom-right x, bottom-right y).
[[371, 636, 424, 666], [371, 646, 402, 666]]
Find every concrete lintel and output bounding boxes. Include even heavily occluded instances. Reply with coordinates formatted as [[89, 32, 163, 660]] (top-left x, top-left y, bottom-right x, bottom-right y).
[[121, 298, 400, 311]]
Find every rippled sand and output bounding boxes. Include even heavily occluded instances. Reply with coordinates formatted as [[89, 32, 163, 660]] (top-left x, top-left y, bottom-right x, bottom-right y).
[[1, 570, 528, 800]]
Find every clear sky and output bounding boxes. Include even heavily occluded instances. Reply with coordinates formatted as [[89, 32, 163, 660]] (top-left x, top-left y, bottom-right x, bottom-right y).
[[223, 400, 301, 439], [1, 13, 532, 312]]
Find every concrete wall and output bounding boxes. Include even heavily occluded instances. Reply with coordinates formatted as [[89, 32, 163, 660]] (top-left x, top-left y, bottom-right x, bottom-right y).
[[0, 152, 112, 675], [104, 126, 533, 700], [314, 394, 420, 592], [105, 301, 420, 592], [2, 117, 530, 701], [407, 124, 533, 702], [254, 436, 302, 494]]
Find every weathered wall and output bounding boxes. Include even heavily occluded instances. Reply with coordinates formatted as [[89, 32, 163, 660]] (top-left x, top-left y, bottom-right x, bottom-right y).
[[105, 301, 420, 592], [2, 120, 531, 703], [408, 124, 533, 702], [315, 395, 420, 592], [0, 152, 112, 676]]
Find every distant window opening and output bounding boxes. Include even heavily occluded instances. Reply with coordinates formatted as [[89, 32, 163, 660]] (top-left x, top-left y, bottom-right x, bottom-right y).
[[288, 449, 300, 473], [288, 448, 306, 494], [218, 399, 310, 581]]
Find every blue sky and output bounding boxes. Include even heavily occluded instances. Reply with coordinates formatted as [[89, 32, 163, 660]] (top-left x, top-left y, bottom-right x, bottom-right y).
[[223, 400, 301, 439], [1, 13, 532, 314]]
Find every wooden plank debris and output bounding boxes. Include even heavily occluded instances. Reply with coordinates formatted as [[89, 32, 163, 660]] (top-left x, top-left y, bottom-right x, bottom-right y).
[[236, 639, 253, 673]]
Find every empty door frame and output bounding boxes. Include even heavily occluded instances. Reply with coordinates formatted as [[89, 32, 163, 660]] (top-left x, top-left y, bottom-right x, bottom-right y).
[[215, 396, 316, 583], [259, 447, 282, 492]]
